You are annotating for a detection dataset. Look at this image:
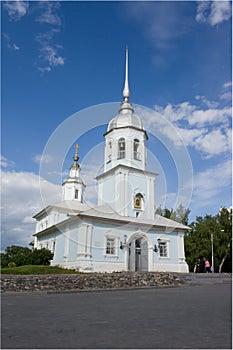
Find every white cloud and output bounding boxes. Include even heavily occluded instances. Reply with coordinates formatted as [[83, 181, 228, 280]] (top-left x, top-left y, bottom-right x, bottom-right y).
[[36, 2, 62, 26], [194, 129, 232, 158], [123, 2, 192, 49], [196, 1, 232, 26], [33, 154, 57, 165], [192, 159, 232, 206], [195, 1, 210, 24], [3, 0, 29, 21], [41, 45, 65, 67], [175, 127, 207, 148], [37, 66, 51, 73], [189, 106, 231, 127], [36, 30, 65, 71], [0, 155, 15, 168], [223, 81, 232, 89], [1, 169, 61, 249], [136, 97, 231, 159], [195, 95, 219, 109], [209, 1, 232, 26], [154, 102, 196, 123], [220, 92, 232, 101], [220, 81, 232, 101], [2, 33, 20, 51], [10, 42, 20, 51]]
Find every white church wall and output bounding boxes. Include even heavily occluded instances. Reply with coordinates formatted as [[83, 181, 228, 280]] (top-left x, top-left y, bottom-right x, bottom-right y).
[[101, 176, 115, 207], [36, 219, 188, 273], [127, 172, 152, 219], [53, 231, 65, 261]]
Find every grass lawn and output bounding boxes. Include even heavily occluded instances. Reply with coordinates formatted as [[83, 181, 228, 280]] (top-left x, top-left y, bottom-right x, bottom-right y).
[[1, 265, 80, 275]]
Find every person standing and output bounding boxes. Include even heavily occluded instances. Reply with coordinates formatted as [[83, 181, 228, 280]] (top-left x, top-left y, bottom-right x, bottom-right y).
[[205, 259, 211, 273]]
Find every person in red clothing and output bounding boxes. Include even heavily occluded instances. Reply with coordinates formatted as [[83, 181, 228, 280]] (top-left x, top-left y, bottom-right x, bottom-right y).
[[205, 259, 211, 273]]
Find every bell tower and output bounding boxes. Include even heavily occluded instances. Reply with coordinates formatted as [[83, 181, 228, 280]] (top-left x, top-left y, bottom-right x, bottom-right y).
[[104, 47, 148, 173], [62, 145, 86, 202], [96, 48, 157, 220]]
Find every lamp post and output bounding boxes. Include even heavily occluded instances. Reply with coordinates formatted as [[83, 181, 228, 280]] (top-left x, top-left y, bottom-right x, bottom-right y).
[[211, 233, 214, 273]]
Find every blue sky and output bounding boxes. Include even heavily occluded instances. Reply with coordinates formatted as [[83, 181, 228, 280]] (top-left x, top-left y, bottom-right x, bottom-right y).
[[1, 0, 232, 249]]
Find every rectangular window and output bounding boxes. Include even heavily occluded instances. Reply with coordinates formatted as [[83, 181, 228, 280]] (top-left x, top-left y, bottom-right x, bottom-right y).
[[118, 150, 125, 159], [75, 189, 79, 199], [134, 151, 141, 160], [106, 238, 116, 255], [159, 242, 167, 257]]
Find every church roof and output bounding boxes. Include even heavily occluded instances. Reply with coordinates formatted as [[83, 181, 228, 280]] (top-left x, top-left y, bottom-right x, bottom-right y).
[[34, 201, 190, 235], [77, 204, 190, 231], [33, 200, 90, 219], [96, 163, 158, 181], [107, 112, 145, 133]]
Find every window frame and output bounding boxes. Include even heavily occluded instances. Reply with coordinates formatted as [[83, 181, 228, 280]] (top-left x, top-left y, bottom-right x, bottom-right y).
[[133, 139, 141, 161], [104, 235, 119, 257], [118, 138, 126, 159], [158, 237, 170, 259], [75, 189, 79, 199]]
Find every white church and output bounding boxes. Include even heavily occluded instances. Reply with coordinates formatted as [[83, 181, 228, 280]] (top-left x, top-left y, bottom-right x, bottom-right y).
[[33, 49, 189, 273]]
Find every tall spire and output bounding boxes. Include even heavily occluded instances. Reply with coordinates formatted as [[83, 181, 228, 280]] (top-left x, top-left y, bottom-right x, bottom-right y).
[[119, 46, 134, 114], [122, 45, 130, 101]]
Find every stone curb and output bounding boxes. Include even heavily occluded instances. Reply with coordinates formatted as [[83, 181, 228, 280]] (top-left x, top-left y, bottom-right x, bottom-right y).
[[1, 272, 183, 293], [1, 272, 231, 293]]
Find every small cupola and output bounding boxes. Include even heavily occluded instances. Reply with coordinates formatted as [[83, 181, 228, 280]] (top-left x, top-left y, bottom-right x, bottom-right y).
[[62, 145, 86, 202]]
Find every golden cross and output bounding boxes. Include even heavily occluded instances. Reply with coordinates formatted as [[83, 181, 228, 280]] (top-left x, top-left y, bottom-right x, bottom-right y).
[[72, 144, 80, 162]]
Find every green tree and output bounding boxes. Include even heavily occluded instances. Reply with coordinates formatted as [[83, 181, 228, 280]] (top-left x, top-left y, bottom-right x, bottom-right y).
[[156, 204, 191, 225], [0, 246, 54, 267], [31, 248, 53, 265], [0, 252, 10, 268], [217, 207, 232, 272], [1, 245, 33, 267], [184, 215, 217, 271], [184, 208, 232, 272]]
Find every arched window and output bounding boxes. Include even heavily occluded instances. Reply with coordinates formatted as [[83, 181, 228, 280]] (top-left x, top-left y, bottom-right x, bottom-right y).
[[134, 193, 143, 209], [118, 138, 125, 159], [107, 141, 112, 163], [133, 139, 140, 160]]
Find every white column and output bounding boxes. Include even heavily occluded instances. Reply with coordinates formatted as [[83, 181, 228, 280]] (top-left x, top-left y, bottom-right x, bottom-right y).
[[86, 225, 93, 258], [63, 226, 70, 262], [177, 232, 185, 262], [34, 235, 38, 249], [98, 180, 103, 205], [124, 247, 128, 271], [77, 224, 87, 257], [148, 247, 154, 271]]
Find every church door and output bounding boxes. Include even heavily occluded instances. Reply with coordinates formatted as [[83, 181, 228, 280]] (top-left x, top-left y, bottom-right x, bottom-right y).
[[128, 238, 148, 272]]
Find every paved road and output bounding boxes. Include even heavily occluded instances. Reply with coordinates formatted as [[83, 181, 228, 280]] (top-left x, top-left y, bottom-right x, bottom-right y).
[[2, 281, 231, 349]]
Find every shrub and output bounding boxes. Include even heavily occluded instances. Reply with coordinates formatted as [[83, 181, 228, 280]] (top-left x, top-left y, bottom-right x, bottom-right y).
[[31, 248, 54, 266], [8, 262, 17, 268]]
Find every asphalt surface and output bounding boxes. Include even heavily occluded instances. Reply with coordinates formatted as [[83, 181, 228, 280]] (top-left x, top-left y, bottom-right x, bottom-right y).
[[1, 276, 232, 349]]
